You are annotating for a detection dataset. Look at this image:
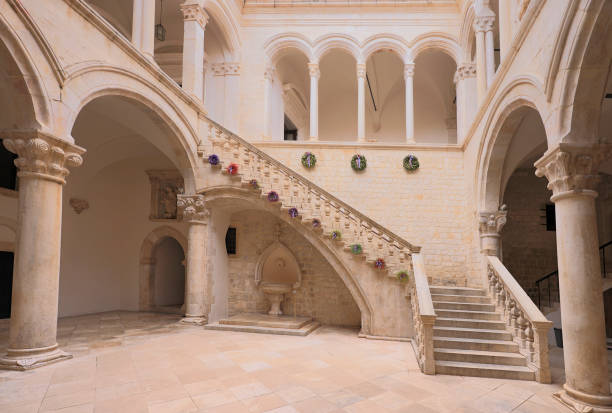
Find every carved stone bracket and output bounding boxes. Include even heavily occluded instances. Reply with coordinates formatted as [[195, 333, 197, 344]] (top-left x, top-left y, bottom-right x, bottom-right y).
[[69, 198, 89, 214], [308, 63, 320, 79], [479, 205, 508, 255], [535, 142, 612, 201], [2, 130, 85, 185], [454, 63, 477, 82], [177, 194, 209, 224]]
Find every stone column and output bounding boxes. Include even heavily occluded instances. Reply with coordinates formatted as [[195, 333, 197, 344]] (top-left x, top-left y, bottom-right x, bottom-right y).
[[0, 132, 84, 370], [141, 0, 156, 59], [478, 205, 507, 256], [180, 0, 208, 102], [357, 63, 366, 142], [535, 143, 612, 413], [454, 63, 477, 145], [498, 0, 512, 62], [263, 66, 275, 140], [308, 62, 320, 141], [473, 13, 494, 101], [224, 63, 241, 132], [132, 0, 143, 49], [177, 194, 209, 325], [404, 63, 415, 143]]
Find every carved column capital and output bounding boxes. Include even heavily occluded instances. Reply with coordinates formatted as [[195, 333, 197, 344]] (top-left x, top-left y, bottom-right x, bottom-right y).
[[264, 66, 276, 81], [224, 62, 241, 76], [479, 205, 507, 255], [2, 130, 85, 185], [356, 63, 366, 79], [454, 63, 476, 82], [180, 2, 209, 30], [534, 142, 612, 201], [404, 63, 415, 79], [211, 63, 226, 77], [473, 14, 495, 33], [308, 63, 320, 79], [177, 194, 209, 224]]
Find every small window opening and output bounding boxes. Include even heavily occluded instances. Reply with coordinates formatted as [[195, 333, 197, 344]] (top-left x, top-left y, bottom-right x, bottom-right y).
[[544, 204, 556, 231], [225, 227, 237, 255], [0, 140, 17, 191], [284, 116, 297, 141]]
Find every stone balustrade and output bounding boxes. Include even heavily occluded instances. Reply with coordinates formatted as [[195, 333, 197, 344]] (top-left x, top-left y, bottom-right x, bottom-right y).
[[409, 253, 436, 375], [487, 256, 552, 383]]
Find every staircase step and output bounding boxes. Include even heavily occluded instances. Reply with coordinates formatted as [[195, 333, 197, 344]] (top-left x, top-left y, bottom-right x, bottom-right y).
[[435, 309, 501, 321], [435, 360, 535, 381], [434, 336, 519, 352], [433, 326, 512, 341], [429, 286, 487, 296], [433, 301, 496, 312], [431, 294, 492, 304], [434, 348, 527, 366], [435, 317, 507, 330]]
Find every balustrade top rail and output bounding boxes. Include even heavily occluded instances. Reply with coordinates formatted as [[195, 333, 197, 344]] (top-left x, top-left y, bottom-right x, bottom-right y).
[[204, 118, 420, 254], [488, 256, 549, 324], [412, 253, 435, 316], [243, 0, 427, 6]]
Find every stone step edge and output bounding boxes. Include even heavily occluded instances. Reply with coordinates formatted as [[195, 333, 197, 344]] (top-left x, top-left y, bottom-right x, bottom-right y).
[[433, 326, 512, 335], [435, 309, 500, 316], [434, 360, 534, 373], [433, 301, 496, 308], [431, 293, 492, 300], [435, 317, 506, 325], [433, 336, 519, 346], [434, 348, 526, 359], [430, 286, 487, 292], [204, 321, 320, 337]]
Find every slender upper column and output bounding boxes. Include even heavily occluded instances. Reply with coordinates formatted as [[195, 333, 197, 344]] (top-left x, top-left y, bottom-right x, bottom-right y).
[[535, 142, 612, 413], [478, 205, 507, 256], [180, 0, 208, 102], [454, 63, 477, 144], [263, 66, 275, 140], [498, 0, 512, 62], [0, 131, 84, 371], [132, 0, 156, 59], [308, 63, 320, 141], [177, 194, 210, 325], [473, 13, 495, 101], [357, 63, 366, 142], [132, 0, 143, 49], [404, 63, 415, 144]]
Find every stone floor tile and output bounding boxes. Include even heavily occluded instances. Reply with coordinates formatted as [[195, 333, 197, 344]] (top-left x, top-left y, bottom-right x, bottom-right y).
[[184, 380, 225, 397], [201, 401, 248, 413], [240, 361, 272, 373], [191, 390, 237, 410], [240, 393, 287, 413], [511, 399, 570, 413], [40, 390, 96, 412], [394, 403, 440, 413], [148, 397, 198, 413], [265, 406, 300, 413], [0, 402, 40, 413], [275, 386, 316, 403], [94, 394, 149, 413], [229, 382, 271, 400], [42, 404, 95, 413], [292, 396, 338, 413], [344, 399, 391, 413], [320, 389, 364, 407]]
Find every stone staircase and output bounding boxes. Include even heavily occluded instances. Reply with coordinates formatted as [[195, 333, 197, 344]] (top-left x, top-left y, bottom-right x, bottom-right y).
[[431, 286, 535, 380]]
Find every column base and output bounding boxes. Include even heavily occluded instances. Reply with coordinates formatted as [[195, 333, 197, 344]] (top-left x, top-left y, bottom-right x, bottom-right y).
[[179, 316, 207, 326], [0, 344, 72, 371], [308, 137, 318, 142], [554, 385, 612, 413]]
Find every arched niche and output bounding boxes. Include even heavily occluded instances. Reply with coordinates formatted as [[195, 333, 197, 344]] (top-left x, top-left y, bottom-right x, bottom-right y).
[[255, 241, 302, 289]]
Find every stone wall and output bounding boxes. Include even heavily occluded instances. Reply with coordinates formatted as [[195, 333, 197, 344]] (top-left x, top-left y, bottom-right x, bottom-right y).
[[255, 143, 470, 287], [227, 209, 361, 327]]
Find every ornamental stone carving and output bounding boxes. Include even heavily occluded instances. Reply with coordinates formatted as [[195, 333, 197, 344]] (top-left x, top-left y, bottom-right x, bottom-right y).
[[454, 63, 477, 82], [146, 170, 184, 220], [308, 63, 320, 79], [473, 15, 495, 33], [2, 131, 85, 185], [69, 198, 89, 214], [356, 63, 366, 79], [225, 62, 240, 76], [180, 2, 208, 29], [211, 63, 226, 77], [479, 205, 507, 255], [177, 194, 209, 224], [534, 142, 612, 199], [404, 63, 415, 78], [264, 66, 276, 81]]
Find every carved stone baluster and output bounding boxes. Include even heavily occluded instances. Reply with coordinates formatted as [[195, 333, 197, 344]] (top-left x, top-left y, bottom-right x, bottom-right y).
[[312, 193, 322, 220], [292, 179, 301, 208], [517, 310, 527, 350], [488, 266, 496, 294], [506, 299, 515, 328], [525, 322, 535, 362]]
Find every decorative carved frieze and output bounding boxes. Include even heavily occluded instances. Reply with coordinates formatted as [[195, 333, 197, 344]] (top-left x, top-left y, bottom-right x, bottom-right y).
[[211, 63, 226, 77], [146, 170, 184, 220], [2, 131, 85, 185], [308, 63, 320, 79], [534, 142, 612, 199], [454, 63, 477, 82], [404, 63, 415, 78], [224, 62, 240, 76], [177, 194, 209, 224], [180, 2, 208, 30]]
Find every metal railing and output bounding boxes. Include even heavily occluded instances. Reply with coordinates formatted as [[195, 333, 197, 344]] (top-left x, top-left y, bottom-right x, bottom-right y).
[[536, 241, 611, 309]]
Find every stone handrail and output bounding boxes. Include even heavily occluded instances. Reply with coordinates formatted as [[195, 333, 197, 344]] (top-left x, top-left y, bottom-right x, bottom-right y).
[[487, 256, 553, 383], [409, 253, 436, 375], [203, 118, 420, 258]]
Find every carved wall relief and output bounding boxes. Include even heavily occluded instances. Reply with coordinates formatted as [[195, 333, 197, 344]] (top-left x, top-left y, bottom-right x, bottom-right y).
[[146, 170, 184, 220]]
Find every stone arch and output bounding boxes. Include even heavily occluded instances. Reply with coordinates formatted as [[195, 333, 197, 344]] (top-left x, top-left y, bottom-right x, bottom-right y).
[[203, 187, 376, 335], [313, 33, 362, 63], [204, 0, 241, 60], [362, 34, 410, 64], [255, 241, 302, 288], [409, 32, 462, 65], [265, 33, 314, 65], [62, 65, 200, 192], [550, 0, 612, 145], [139, 226, 188, 312], [0, 8, 54, 131], [477, 78, 549, 212], [459, 1, 477, 63]]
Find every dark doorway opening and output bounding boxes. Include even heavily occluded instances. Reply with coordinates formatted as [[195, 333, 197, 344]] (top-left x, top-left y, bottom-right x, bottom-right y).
[[0, 251, 14, 318]]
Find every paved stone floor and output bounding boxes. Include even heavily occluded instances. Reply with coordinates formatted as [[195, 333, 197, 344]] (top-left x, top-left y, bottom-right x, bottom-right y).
[[0, 311, 582, 412]]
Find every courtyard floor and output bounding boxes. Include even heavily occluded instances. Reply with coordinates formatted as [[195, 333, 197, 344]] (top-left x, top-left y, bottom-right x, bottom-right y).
[[0, 311, 580, 412]]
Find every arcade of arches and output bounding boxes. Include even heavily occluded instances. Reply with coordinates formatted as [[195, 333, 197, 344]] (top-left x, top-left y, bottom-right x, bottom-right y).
[[0, 0, 612, 412]]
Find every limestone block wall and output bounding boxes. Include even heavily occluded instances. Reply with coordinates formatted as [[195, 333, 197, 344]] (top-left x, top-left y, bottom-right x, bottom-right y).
[[254, 143, 470, 286], [227, 209, 361, 327]]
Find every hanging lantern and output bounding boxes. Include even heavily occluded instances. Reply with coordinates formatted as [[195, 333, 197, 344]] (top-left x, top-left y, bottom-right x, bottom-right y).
[[155, 0, 166, 41]]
